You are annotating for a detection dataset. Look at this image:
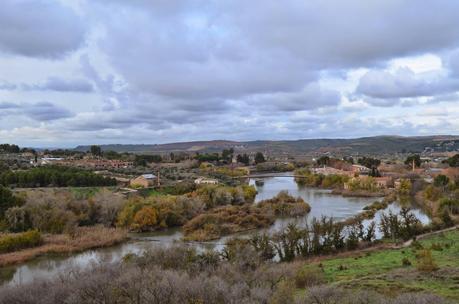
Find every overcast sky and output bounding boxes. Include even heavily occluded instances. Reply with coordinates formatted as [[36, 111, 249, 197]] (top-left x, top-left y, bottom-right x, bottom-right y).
[[1, 0, 459, 147]]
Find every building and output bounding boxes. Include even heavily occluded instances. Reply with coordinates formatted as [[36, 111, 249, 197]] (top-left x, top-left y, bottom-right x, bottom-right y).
[[351, 164, 370, 175], [130, 174, 158, 188], [194, 177, 219, 185], [311, 167, 354, 177], [374, 177, 393, 188]]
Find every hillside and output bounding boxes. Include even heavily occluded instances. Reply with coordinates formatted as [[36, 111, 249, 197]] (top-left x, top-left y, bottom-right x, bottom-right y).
[[74, 135, 459, 155]]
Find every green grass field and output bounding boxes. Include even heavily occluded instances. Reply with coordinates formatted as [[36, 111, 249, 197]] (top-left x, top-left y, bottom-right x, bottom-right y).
[[301, 229, 459, 301]]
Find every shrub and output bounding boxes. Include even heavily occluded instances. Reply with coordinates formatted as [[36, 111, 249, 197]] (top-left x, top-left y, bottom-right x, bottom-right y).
[[0, 230, 41, 253], [131, 206, 158, 232], [294, 267, 325, 288], [401, 257, 412, 266], [430, 242, 443, 251], [416, 249, 438, 272]]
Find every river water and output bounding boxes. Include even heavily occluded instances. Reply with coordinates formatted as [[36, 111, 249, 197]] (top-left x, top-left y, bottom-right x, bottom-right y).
[[0, 174, 430, 286]]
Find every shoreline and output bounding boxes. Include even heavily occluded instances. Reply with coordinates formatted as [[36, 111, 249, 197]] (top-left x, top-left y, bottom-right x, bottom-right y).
[[0, 226, 128, 267]]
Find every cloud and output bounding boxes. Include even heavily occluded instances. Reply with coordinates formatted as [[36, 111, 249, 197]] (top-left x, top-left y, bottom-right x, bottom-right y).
[[0, 0, 86, 58], [356, 67, 459, 100], [2, 0, 459, 146], [246, 83, 341, 112], [24, 77, 94, 92], [0, 101, 74, 121]]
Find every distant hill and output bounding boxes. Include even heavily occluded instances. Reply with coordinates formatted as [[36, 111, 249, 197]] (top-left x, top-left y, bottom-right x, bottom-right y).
[[74, 135, 459, 155]]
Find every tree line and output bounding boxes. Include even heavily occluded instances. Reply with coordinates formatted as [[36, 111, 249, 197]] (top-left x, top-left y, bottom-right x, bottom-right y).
[[0, 166, 116, 188]]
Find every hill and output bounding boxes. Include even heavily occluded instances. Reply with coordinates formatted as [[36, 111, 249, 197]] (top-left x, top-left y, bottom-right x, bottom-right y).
[[74, 135, 459, 155]]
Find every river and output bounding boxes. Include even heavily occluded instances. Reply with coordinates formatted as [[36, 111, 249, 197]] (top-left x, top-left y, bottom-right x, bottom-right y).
[[0, 174, 430, 286]]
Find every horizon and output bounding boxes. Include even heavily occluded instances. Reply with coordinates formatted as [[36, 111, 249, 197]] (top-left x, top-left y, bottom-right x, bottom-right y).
[[1, 1, 459, 146], [13, 134, 459, 150]]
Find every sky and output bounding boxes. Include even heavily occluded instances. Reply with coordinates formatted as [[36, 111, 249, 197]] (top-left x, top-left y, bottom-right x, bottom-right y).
[[1, 0, 459, 148]]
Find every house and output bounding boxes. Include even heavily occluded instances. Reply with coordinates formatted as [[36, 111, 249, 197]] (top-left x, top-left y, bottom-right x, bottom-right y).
[[351, 164, 370, 175], [374, 177, 393, 188], [311, 167, 354, 177], [194, 177, 219, 185], [130, 174, 157, 188]]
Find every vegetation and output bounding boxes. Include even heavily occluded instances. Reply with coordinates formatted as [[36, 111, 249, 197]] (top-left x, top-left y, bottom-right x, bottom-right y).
[[0, 230, 41, 254], [255, 162, 295, 172], [254, 152, 266, 164], [0, 144, 20, 154], [236, 153, 250, 165], [443, 153, 459, 167], [183, 191, 310, 241], [0, 166, 116, 188], [0, 185, 24, 220], [357, 156, 381, 169], [345, 176, 380, 192], [2, 231, 456, 303], [4, 188, 124, 233], [294, 168, 350, 189], [300, 229, 459, 301], [134, 154, 162, 166], [0, 226, 127, 266], [405, 154, 421, 167], [183, 205, 274, 241], [257, 190, 311, 216]]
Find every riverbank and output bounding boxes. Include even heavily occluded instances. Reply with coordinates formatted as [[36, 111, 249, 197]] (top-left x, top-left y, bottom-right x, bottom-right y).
[[299, 227, 459, 301], [0, 226, 128, 267]]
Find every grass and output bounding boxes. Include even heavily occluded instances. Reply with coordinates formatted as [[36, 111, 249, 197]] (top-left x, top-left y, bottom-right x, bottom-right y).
[[299, 228, 459, 301], [0, 226, 128, 267]]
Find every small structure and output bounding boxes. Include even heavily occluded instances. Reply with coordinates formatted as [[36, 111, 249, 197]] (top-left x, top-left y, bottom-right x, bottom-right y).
[[130, 173, 157, 188], [194, 177, 219, 185], [351, 164, 370, 175], [374, 177, 393, 188]]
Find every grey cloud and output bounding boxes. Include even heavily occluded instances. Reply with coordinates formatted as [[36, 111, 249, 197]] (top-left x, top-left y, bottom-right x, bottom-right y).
[[24, 102, 74, 121], [0, 101, 20, 109], [357, 67, 459, 99], [0, 101, 74, 121], [247, 83, 341, 112], [24, 77, 94, 93], [0, 0, 86, 58], [218, 0, 459, 68]]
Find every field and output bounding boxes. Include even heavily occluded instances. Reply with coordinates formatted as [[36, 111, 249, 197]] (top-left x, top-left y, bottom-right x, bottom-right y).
[[300, 228, 459, 301]]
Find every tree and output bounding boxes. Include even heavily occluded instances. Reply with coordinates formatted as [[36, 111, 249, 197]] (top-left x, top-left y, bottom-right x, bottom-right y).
[[90, 145, 102, 157], [0, 185, 23, 219], [433, 174, 449, 188], [132, 206, 158, 231], [255, 152, 266, 164], [357, 157, 380, 169], [444, 154, 459, 167], [405, 154, 421, 168], [236, 154, 250, 166], [222, 148, 234, 163], [316, 156, 330, 166]]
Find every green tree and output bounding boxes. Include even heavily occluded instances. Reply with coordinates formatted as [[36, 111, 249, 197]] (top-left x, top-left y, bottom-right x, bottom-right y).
[[90, 145, 102, 156], [0, 186, 23, 219], [316, 156, 330, 166], [434, 174, 449, 188], [405, 154, 421, 168], [357, 157, 380, 169], [443, 154, 459, 167], [236, 154, 250, 165], [254, 152, 266, 164]]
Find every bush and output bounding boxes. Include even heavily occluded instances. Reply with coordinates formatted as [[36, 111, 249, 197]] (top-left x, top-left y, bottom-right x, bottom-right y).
[[401, 257, 412, 266], [294, 267, 325, 288], [416, 249, 438, 272], [0, 230, 41, 253]]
